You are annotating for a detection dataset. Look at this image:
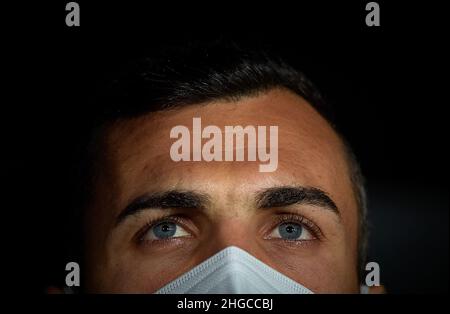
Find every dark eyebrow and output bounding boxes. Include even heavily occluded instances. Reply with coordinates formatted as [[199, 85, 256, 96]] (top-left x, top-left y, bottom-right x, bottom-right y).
[[256, 186, 340, 217], [116, 190, 210, 225]]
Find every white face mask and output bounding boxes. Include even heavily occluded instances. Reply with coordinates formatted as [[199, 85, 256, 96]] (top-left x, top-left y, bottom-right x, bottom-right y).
[[155, 246, 314, 294]]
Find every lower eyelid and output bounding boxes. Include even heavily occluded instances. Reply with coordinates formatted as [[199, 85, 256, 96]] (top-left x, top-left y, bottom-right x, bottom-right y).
[[268, 238, 320, 250], [139, 237, 191, 249]]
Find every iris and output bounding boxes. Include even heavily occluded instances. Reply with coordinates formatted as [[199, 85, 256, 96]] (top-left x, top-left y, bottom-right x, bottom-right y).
[[153, 221, 177, 239], [278, 222, 302, 240]]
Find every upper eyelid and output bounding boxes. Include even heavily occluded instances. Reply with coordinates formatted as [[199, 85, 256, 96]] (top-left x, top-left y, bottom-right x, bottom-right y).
[[273, 214, 323, 238], [140, 213, 184, 228]]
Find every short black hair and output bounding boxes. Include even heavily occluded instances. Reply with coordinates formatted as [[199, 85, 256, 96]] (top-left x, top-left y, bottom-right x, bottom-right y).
[[93, 40, 333, 122], [71, 39, 367, 287]]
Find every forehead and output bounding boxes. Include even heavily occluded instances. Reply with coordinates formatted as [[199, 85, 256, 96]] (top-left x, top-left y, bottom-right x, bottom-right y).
[[98, 89, 355, 216]]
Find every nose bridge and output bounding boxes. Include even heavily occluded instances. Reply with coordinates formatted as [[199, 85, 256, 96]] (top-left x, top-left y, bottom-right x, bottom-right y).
[[197, 181, 266, 260], [201, 215, 264, 260]]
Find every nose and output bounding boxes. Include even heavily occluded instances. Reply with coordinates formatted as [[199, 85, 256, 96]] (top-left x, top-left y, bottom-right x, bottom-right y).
[[196, 217, 268, 264]]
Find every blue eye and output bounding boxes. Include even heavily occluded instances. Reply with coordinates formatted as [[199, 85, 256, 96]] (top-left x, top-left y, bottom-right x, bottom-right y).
[[153, 222, 177, 239], [269, 222, 313, 240], [143, 221, 190, 241], [278, 222, 302, 239]]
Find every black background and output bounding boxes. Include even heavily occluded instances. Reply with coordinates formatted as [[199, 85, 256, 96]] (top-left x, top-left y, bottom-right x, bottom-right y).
[[2, 1, 448, 294]]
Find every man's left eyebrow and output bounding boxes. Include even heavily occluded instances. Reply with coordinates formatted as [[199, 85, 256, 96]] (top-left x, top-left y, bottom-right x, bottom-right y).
[[256, 186, 341, 218]]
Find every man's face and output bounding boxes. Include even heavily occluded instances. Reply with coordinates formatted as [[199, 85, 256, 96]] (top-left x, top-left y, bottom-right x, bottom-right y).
[[84, 88, 360, 293]]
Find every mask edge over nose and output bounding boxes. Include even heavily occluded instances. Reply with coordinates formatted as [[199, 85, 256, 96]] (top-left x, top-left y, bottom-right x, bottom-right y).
[[155, 245, 314, 294]]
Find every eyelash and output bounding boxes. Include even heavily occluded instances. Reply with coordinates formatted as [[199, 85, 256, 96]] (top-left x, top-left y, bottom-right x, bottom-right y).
[[134, 213, 323, 246], [270, 213, 323, 240]]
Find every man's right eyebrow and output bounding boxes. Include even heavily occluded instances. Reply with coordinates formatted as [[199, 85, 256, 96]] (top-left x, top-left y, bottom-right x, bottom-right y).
[[115, 190, 210, 226]]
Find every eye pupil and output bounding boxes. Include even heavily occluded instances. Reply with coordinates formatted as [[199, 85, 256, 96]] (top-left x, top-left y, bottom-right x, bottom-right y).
[[278, 222, 302, 240], [153, 221, 177, 239], [161, 224, 170, 232]]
